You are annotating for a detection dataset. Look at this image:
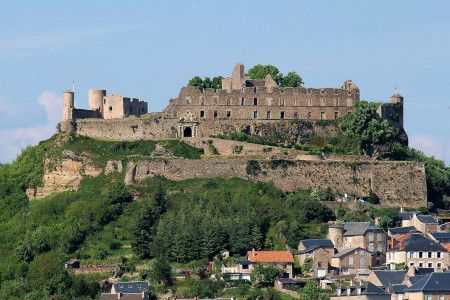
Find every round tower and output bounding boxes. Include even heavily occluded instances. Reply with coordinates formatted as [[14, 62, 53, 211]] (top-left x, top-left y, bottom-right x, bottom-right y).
[[327, 224, 344, 249], [88, 89, 106, 117], [62, 90, 74, 121]]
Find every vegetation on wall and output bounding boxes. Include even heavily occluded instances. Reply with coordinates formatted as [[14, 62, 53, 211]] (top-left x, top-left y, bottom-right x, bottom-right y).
[[246, 64, 304, 87], [188, 76, 223, 90]]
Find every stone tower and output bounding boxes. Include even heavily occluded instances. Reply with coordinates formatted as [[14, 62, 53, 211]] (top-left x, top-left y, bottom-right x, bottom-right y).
[[88, 89, 106, 117], [222, 63, 245, 91], [327, 224, 344, 249], [62, 90, 74, 121]]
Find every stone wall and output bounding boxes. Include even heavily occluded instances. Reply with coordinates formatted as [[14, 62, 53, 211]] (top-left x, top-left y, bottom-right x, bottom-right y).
[[74, 117, 178, 140], [125, 158, 427, 207], [163, 85, 357, 122]]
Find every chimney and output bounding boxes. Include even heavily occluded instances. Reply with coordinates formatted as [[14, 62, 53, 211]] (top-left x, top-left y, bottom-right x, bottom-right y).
[[252, 248, 256, 256]]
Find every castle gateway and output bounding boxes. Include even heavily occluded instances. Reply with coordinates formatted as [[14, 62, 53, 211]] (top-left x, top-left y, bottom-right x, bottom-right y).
[[60, 63, 403, 139]]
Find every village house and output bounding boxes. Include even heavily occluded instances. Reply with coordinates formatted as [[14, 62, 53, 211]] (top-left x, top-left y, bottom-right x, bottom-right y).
[[387, 233, 448, 271], [404, 272, 450, 300], [330, 247, 372, 275], [331, 282, 391, 300], [246, 250, 295, 279], [222, 250, 295, 280], [398, 212, 440, 234], [100, 281, 150, 300], [297, 239, 335, 278], [327, 222, 387, 266], [365, 270, 407, 289]]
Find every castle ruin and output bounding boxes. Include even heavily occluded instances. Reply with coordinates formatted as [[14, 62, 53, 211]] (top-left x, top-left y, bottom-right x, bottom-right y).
[[60, 63, 404, 140]]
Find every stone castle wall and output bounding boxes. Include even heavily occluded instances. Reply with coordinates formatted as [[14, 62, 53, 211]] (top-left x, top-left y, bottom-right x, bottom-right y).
[[72, 116, 179, 140], [163, 85, 358, 122], [125, 158, 427, 207]]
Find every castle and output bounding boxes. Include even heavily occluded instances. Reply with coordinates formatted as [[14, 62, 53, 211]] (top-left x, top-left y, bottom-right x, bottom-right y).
[[60, 63, 404, 140]]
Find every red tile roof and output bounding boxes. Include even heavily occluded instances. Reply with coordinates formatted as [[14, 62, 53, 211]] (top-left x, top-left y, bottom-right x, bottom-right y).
[[247, 250, 294, 263]]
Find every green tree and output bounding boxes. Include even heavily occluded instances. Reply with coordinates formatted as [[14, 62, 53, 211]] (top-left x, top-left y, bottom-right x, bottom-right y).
[[250, 225, 263, 250], [132, 204, 160, 259], [246, 64, 283, 83], [301, 280, 322, 300], [253, 263, 282, 287], [150, 257, 173, 285], [280, 71, 304, 87], [27, 251, 67, 293], [341, 101, 395, 157], [264, 288, 281, 300], [188, 76, 203, 88]]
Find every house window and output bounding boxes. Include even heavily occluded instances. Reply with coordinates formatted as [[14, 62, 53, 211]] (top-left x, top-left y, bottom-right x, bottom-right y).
[[242, 264, 249, 270], [321, 99, 325, 106], [410, 263, 414, 266], [109, 106, 113, 111], [200, 97, 205, 106], [428, 252, 432, 258], [241, 98, 245, 105], [419, 252, 423, 258], [334, 111, 339, 119], [428, 263, 433, 268], [266, 111, 271, 119], [253, 98, 258, 106], [426, 295, 432, 300], [398, 295, 404, 300], [335, 99, 339, 107], [227, 99, 231, 106], [213, 111, 218, 118], [318, 262, 322, 268], [200, 111, 205, 118], [378, 234, 384, 242], [293, 112, 298, 119], [349, 256, 354, 265], [439, 295, 444, 300], [308, 99, 312, 107], [280, 98, 285, 106], [437, 263, 442, 268], [226, 111, 231, 118], [307, 112, 312, 119], [419, 263, 423, 267], [253, 111, 258, 119], [280, 111, 285, 119], [320, 112, 325, 120], [437, 252, 441, 258]]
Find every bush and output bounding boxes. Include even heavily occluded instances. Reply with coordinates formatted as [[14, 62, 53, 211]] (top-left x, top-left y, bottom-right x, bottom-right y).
[[246, 160, 261, 175]]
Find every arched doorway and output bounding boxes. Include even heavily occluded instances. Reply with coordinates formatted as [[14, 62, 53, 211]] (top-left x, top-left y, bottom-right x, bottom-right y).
[[183, 127, 192, 137]]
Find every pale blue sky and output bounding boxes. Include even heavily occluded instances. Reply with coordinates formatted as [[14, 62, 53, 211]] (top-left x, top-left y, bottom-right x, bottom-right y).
[[0, 1, 449, 163]]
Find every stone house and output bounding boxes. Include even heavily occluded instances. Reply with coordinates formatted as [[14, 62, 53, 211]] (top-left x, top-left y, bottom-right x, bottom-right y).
[[398, 212, 440, 234], [404, 273, 450, 300], [100, 281, 150, 300], [387, 227, 418, 238], [221, 259, 252, 281], [296, 239, 335, 278], [331, 282, 390, 300], [330, 247, 372, 275], [327, 222, 387, 266], [387, 233, 448, 271], [246, 250, 295, 278], [365, 270, 407, 289]]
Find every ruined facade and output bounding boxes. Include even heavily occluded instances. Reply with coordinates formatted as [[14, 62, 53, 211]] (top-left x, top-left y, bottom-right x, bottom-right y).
[[60, 63, 404, 140], [61, 89, 148, 132]]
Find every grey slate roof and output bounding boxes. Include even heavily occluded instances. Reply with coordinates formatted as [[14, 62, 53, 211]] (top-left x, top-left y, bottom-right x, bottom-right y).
[[398, 212, 415, 220], [332, 247, 367, 258], [416, 215, 439, 224], [343, 222, 380, 237], [338, 283, 389, 296], [298, 239, 334, 253], [372, 270, 407, 287], [430, 232, 450, 243], [390, 284, 407, 294], [404, 233, 445, 252], [408, 275, 426, 285], [113, 281, 149, 294], [388, 226, 417, 235], [406, 273, 450, 292]]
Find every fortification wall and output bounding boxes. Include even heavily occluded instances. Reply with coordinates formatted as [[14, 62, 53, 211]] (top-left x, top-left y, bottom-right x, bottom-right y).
[[74, 117, 178, 140], [125, 158, 427, 207], [72, 108, 100, 119], [164, 86, 357, 121]]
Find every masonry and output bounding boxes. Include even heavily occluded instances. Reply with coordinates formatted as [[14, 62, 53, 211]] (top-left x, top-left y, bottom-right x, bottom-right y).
[[60, 63, 403, 139], [125, 158, 427, 207]]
